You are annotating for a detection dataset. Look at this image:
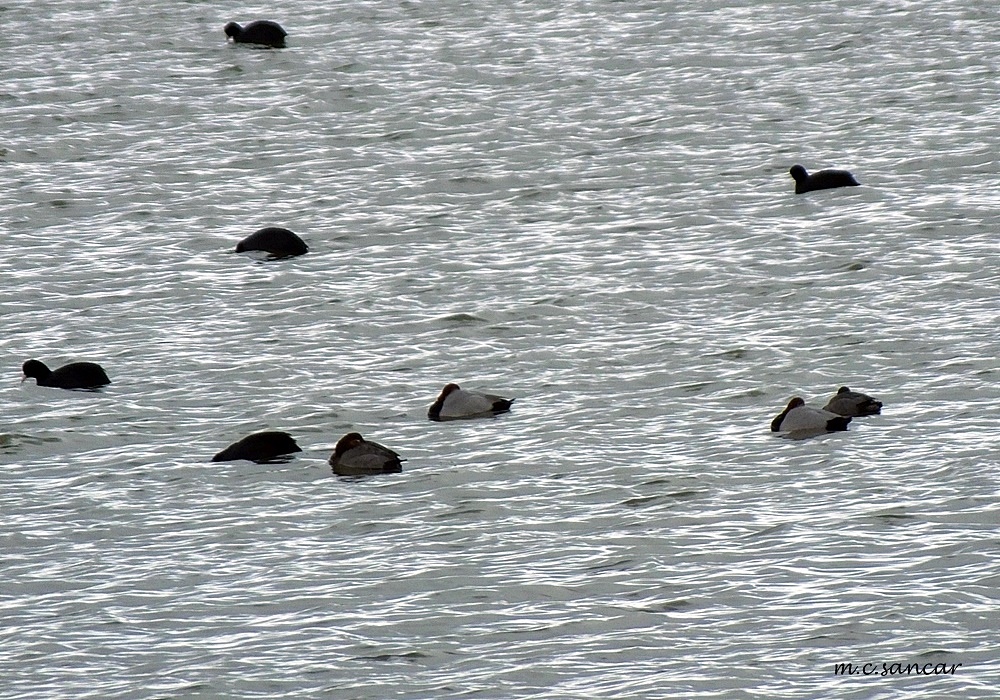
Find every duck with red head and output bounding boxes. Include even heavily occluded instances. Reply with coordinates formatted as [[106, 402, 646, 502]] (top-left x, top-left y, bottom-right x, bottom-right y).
[[427, 383, 515, 421], [771, 397, 851, 435], [329, 432, 403, 476]]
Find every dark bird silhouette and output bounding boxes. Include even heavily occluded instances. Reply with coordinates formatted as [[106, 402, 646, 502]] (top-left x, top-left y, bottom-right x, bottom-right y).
[[22, 359, 110, 390], [224, 20, 287, 48], [823, 386, 883, 417], [212, 431, 302, 463], [789, 164, 860, 194], [235, 227, 308, 259]]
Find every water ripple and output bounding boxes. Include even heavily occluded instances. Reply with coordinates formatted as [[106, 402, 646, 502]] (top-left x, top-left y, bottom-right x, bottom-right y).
[[3, 0, 1000, 698]]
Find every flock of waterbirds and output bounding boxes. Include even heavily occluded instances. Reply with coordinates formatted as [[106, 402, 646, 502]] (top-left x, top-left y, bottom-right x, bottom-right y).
[[17, 18, 872, 474]]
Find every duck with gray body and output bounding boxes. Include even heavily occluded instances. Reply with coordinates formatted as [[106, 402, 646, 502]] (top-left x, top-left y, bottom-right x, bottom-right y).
[[823, 386, 882, 417], [22, 359, 110, 390], [212, 431, 302, 463], [789, 164, 860, 194], [329, 433, 403, 476], [224, 20, 287, 48], [235, 227, 308, 258], [427, 383, 515, 421], [771, 397, 851, 435]]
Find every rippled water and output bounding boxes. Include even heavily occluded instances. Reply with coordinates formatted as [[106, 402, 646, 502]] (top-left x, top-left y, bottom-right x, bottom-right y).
[[3, 1, 1000, 697]]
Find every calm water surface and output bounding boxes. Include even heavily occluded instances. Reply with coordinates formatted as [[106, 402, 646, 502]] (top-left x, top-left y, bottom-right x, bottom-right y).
[[2, 1, 1000, 698]]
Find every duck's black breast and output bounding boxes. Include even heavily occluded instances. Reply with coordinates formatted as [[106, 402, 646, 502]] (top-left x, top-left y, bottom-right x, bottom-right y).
[[824, 415, 852, 431]]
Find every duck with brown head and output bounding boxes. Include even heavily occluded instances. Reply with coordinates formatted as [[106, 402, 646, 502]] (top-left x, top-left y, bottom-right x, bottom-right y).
[[427, 383, 515, 421], [329, 433, 403, 476]]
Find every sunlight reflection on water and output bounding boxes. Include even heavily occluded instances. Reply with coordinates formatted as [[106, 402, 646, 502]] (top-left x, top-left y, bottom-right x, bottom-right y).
[[2, 0, 1000, 697]]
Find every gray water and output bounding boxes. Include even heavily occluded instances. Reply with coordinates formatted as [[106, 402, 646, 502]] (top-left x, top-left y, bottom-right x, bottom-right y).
[[3, 1, 1000, 697]]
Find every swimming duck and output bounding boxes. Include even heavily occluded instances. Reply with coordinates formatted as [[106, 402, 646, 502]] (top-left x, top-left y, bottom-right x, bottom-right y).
[[427, 383, 515, 421], [789, 164, 860, 194], [235, 227, 308, 258], [771, 397, 851, 434], [211, 431, 302, 463], [823, 386, 883, 417], [329, 432, 403, 476], [21, 359, 110, 390], [224, 20, 287, 48]]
